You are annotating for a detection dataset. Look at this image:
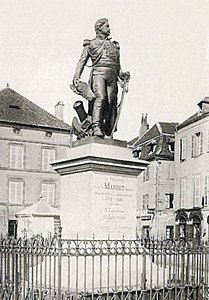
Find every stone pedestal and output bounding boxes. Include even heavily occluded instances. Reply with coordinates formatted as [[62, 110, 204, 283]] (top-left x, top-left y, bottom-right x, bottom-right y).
[[52, 137, 148, 239]]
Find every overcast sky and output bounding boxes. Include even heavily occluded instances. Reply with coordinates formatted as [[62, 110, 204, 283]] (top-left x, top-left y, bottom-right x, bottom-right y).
[[1, 0, 209, 141]]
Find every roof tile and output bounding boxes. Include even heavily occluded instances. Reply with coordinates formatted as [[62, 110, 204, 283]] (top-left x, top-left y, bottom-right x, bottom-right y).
[[0, 87, 71, 131]]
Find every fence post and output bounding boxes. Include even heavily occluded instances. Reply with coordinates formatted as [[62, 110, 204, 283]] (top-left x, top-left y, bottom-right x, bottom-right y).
[[57, 226, 62, 299]]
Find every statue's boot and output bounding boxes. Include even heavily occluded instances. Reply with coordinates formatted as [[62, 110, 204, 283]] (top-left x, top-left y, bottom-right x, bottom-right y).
[[92, 123, 104, 138]]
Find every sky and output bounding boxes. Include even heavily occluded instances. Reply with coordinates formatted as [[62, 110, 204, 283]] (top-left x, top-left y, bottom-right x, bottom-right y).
[[1, 0, 209, 141]]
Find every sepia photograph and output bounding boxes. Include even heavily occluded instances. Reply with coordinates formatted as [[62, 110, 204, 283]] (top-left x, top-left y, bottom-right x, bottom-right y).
[[0, 0, 209, 299]]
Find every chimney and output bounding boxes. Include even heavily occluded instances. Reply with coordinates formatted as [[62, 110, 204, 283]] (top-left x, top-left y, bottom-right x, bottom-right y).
[[197, 97, 209, 115], [139, 113, 149, 137], [55, 101, 64, 120]]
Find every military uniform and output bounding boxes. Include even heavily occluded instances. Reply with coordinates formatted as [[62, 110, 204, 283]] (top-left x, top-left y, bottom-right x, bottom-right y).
[[74, 36, 121, 136]]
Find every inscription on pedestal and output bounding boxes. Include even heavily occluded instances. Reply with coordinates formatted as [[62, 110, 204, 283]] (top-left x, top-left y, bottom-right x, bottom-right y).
[[92, 173, 137, 239]]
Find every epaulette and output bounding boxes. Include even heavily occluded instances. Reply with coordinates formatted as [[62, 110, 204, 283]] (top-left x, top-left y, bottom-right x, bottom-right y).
[[113, 41, 120, 49], [83, 39, 91, 47]]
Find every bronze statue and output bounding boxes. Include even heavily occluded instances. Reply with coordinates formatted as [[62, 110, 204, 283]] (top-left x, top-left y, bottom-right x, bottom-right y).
[[71, 18, 130, 138]]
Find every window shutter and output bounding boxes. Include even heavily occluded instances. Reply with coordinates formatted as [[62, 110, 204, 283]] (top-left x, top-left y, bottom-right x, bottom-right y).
[[9, 182, 16, 203], [49, 149, 55, 163], [207, 130, 209, 152], [146, 166, 150, 181], [10, 146, 16, 168], [9, 181, 23, 204], [143, 171, 146, 182], [17, 147, 24, 169], [191, 135, 195, 157], [41, 183, 55, 205], [200, 132, 203, 154], [180, 138, 186, 160], [193, 175, 201, 206], [16, 182, 23, 204], [180, 178, 186, 207], [10, 145, 24, 169], [142, 195, 145, 210], [42, 148, 56, 171], [42, 149, 48, 170]]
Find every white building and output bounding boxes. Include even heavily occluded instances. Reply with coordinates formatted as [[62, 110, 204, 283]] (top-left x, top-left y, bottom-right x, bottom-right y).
[[129, 117, 178, 239], [0, 86, 72, 237], [16, 197, 60, 237], [174, 97, 209, 241]]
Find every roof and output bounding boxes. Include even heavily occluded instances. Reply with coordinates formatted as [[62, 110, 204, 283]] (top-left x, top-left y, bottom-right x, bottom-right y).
[[130, 122, 178, 148], [178, 96, 209, 130], [177, 112, 199, 130], [159, 122, 178, 134], [177, 110, 209, 130], [197, 96, 209, 109], [0, 87, 71, 132], [16, 200, 60, 217], [128, 136, 138, 145]]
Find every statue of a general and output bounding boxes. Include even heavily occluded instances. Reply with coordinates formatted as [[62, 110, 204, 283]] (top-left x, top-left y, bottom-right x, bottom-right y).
[[71, 18, 130, 138]]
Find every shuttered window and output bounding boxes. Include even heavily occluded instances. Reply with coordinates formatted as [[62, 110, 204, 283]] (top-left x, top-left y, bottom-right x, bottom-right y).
[[41, 182, 55, 205], [42, 148, 56, 171], [9, 180, 24, 204], [192, 132, 203, 157], [193, 175, 201, 207], [10, 144, 24, 169], [204, 175, 209, 207], [180, 138, 187, 161], [180, 178, 186, 207]]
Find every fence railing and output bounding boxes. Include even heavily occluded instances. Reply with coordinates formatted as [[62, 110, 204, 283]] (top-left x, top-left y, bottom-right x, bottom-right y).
[[0, 230, 209, 300]]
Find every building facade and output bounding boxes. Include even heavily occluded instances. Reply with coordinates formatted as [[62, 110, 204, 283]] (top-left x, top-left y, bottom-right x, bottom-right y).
[[174, 97, 209, 241], [130, 120, 178, 239], [0, 86, 72, 237]]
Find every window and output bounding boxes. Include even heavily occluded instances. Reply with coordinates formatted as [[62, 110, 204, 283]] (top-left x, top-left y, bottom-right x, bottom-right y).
[[41, 182, 55, 205], [203, 175, 209, 207], [168, 163, 174, 180], [142, 166, 150, 182], [193, 175, 201, 207], [133, 150, 139, 158], [166, 226, 174, 240], [143, 170, 146, 182], [166, 193, 174, 209], [8, 220, 17, 237], [142, 226, 150, 239], [9, 180, 24, 204], [142, 194, 149, 210], [179, 223, 186, 239], [146, 166, 150, 181], [148, 141, 156, 153], [180, 178, 186, 207], [42, 148, 56, 171], [191, 135, 195, 157], [191, 132, 203, 157], [168, 141, 175, 152], [180, 137, 187, 161], [10, 144, 24, 169]]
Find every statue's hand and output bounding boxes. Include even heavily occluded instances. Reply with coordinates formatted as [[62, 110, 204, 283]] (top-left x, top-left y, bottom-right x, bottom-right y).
[[124, 71, 130, 81], [119, 71, 130, 82], [73, 76, 80, 87]]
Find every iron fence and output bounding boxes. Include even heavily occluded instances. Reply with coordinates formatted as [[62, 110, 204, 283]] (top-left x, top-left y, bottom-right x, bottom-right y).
[[0, 229, 209, 300]]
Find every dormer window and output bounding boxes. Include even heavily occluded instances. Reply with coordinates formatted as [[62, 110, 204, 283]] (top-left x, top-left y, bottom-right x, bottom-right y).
[[167, 137, 175, 152], [148, 140, 157, 153], [9, 104, 20, 109], [133, 147, 142, 158], [169, 142, 175, 152], [133, 150, 139, 158]]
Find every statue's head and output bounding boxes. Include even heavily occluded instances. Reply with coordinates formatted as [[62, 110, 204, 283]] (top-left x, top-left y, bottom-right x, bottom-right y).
[[94, 18, 110, 37]]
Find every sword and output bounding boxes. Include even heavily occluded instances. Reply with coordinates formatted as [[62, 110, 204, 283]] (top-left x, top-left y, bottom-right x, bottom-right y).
[[110, 78, 129, 138]]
